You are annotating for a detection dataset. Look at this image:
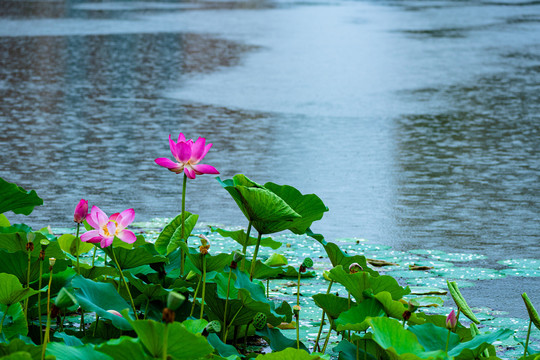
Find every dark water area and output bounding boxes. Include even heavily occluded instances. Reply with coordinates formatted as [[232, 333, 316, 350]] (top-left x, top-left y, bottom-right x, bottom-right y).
[[1, 0, 539, 316]]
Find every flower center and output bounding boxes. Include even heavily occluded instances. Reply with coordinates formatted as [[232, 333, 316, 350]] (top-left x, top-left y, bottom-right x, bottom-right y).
[[102, 220, 118, 237]]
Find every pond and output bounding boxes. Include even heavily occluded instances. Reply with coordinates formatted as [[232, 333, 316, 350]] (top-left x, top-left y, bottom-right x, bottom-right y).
[[0, 0, 539, 319]]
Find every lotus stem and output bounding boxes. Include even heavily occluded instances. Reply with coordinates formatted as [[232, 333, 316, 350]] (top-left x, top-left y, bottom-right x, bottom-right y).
[[93, 315, 99, 337], [144, 299, 150, 320], [224, 305, 244, 341], [356, 339, 359, 360], [266, 279, 269, 298], [24, 246, 32, 319], [199, 255, 207, 320], [233, 325, 239, 347], [249, 233, 263, 281], [189, 276, 202, 317], [111, 248, 138, 319], [75, 223, 81, 274], [38, 259, 44, 344], [91, 246, 97, 267], [162, 323, 169, 360], [0, 305, 9, 335], [296, 312, 300, 349], [445, 329, 451, 353], [244, 322, 251, 350], [348, 291, 351, 340], [180, 173, 187, 276], [313, 280, 333, 352], [524, 320, 532, 357], [222, 267, 233, 340], [80, 309, 85, 336], [241, 221, 252, 271], [297, 270, 301, 307], [321, 313, 333, 353], [41, 265, 54, 360]]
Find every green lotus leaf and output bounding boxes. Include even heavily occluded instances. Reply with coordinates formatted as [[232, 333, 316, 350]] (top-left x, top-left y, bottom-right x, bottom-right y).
[[522, 293, 540, 331], [154, 212, 199, 255], [124, 273, 168, 299], [46, 342, 112, 360], [0, 303, 28, 340], [368, 317, 447, 359], [312, 293, 350, 319], [104, 243, 167, 270], [412, 313, 472, 341], [447, 281, 480, 324], [264, 253, 288, 267], [243, 260, 284, 279], [372, 292, 412, 320], [328, 266, 409, 303], [255, 327, 309, 353], [0, 273, 39, 306], [78, 264, 119, 280], [71, 276, 132, 330], [210, 226, 282, 249], [217, 175, 301, 234], [0, 249, 69, 284], [57, 234, 94, 256], [95, 336, 151, 360], [307, 230, 378, 277], [207, 333, 243, 359], [0, 178, 43, 215], [334, 337, 379, 360], [448, 328, 513, 359], [407, 296, 444, 308], [335, 298, 385, 332], [263, 181, 328, 235], [0, 338, 43, 360], [408, 323, 460, 352], [0, 352, 33, 360], [279, 266, 316, 278], [122, 313, 214, 360], [179, 242, 233, 274], [0, 227, 64, 259], [0, 214, 10, 227], [54, 332, 84, 346]]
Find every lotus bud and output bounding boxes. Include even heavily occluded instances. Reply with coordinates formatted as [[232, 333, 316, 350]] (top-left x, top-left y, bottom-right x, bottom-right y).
[[293, 305, 301, 317], [49, 257, 56, 269], [299, 257, 313, 273], [106, 310, 123, 317], [322, 270, 332, 282], [74, 199, 89, 223], [349, 262, 363, 274], [55, 288, 76, 309], [233, 250, 245, 263], [253, 312, 267, 330], [167, 291, 186, 311], [446, 310, 457, 331], [39, 239, 49, 261], [25, 232, 35, 252]]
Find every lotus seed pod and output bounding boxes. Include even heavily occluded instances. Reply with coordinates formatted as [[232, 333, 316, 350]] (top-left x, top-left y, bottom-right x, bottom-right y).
[[27, 232, 36, 243], [349, 262, 363, 274], [49, 258, 56, 267], [293, 305, 301, 316], [253, 312, 267, 330], [302, 258, 313, 268], [40, 239, 50, 249], [199, 244, 210, 255], [205, 320, 221, 334], [167, 291, 186, 311]]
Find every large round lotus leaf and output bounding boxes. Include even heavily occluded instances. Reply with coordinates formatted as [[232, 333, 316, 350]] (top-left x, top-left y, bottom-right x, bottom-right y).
[[447, 328, 513, 358], [95, 336, 148, 360], [210, 226, 282, 249], [0, 303, 27, 340], [368, 317, 433, 357], [367, 251, 421, 264], [501, 268, 540, 277], [255, 328, 309, 354], [431, 267, 505, 280], [335, 298, 385, 332], [409, 249, 446, 256], [482, 317, 530, 330], [407, 286, 447, 296], [431, 253, 488, 262], [58, 234, 94, 256], [409, 322, 460, 351], [0, 177, 43, 215], [0, 273, 38, 306], [498, 259, 540, 269], [406, 296, 444, 308], [154, 212, 199, 255]]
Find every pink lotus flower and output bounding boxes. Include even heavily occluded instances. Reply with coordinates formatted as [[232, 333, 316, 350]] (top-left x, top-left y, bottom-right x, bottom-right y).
[[106, 310, 123, 317], [74, 199, 88, 223], [446, 310, 457, 330], [80, 206, 136, 248], [155, 133, 219, 179]]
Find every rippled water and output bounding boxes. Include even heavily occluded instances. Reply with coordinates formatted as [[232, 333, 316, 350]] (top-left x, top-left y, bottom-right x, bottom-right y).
[[1, 0, 539, 315]]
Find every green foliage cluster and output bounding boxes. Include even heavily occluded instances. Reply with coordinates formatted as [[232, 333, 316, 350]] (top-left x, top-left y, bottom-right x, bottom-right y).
[[0, 175, 535, 360]]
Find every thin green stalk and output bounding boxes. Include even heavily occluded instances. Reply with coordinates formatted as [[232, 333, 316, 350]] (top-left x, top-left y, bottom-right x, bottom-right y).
[[524, 320, 532, 357], [222, 267, 233, 340], [348, 291, 351, 340], [75, 223, 81, 274], [266, 279, 269, 298], [190, 276, 202, 317], [224, 305, 244, 341], [38, 260, 44, 344], [180, 173, 187, 276], [80, 309, 85, 336], [24, 249, 32, 319], [93, 315, 100, 337], [296, 312, 300, 350], [244, 322, 251, 350], [144, 299, 150, 320], [321, 314, 333, 354], [356, 339, 359, 360], [41, 270, 53, 360], [249, 233, 263, 281], [233, 326, 239, 347], [241, 221, 252, 271], [91, 247, 97, 267], [313, 280, 333, 352], [199, 255, 207, 320], [445, 329, 451, 353], [0, 305, 9, 335], [162, 323, 169, 360], [111, 248, 138, 319]]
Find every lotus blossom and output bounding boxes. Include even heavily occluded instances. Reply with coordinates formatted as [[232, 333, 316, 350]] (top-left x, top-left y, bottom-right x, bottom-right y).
[[106, 310, 123, 317], [155, 133, 219, 179], [74, 199, 88, 223], [446, 310, 457, 330], [80, 206, 136, 248]]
